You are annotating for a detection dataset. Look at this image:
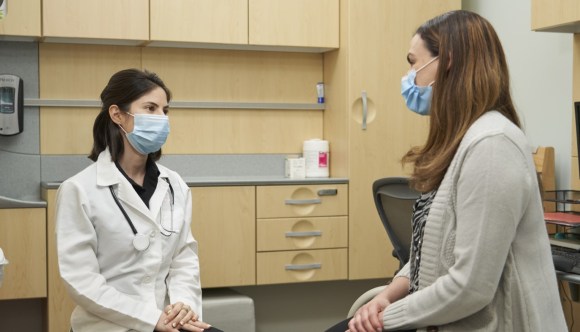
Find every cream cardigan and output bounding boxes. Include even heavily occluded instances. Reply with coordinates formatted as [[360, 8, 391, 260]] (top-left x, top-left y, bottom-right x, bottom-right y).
[[383, 111, 567, 331]]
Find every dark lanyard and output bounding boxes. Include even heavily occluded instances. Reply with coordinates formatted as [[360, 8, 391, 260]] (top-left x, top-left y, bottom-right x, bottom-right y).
[[108, 178, 173, 236]]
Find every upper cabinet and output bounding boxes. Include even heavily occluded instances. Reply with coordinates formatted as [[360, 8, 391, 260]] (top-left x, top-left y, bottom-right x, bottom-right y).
[[42, 0, 149, 44], [150, 0, 248, 46], [249, 0, 339, 49], [39, 0, 338, 51], [532, 0, 580, 32], [0, 0, 41, 39]]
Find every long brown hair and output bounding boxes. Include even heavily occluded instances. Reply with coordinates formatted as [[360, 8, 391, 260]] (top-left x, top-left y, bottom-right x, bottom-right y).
[[403, 10, 520, 192], [88, 68, 172, 162]]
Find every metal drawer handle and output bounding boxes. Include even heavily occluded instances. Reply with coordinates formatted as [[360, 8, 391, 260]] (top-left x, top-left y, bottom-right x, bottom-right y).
[[285, 263, 322, 271], [285, 231, 322, 238], [362, 90, 368, 130], [285, 198, 322, 205], [317, 189, 337, 196]]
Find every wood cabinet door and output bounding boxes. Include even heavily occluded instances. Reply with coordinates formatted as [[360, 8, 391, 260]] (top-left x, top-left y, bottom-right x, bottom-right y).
[[0, 208, 46, 300], [0, 0, 41, 37], [191, 186, 256, 287], [347, 0, 460, 280], [44, 189, 76, 332], [150, 0, 247, 45], [42, 0, 148, 41], [249, 0, 339, 49], [532, 0, 580, 31]]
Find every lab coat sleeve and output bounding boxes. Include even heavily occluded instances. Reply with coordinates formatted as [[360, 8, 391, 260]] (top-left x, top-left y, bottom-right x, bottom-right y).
[[165, 184, 203, 319], [56, 180, 162, 331], [382, 134, 532, 329]]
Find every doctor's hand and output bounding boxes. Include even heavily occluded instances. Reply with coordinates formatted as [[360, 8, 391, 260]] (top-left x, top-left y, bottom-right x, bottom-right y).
[[156, 303, 212, 332], [347, 297, 390, 332]]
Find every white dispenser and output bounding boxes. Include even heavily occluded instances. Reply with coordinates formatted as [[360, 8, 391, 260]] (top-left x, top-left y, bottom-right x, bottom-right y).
[[303, 139, 329, 178]]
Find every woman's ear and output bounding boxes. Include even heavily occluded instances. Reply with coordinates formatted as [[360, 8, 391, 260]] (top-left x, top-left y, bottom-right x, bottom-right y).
[[109, 105, 123, 125]]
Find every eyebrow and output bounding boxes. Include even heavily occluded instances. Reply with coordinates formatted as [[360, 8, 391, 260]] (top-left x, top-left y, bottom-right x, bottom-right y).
[[144, 101, 169, 111]]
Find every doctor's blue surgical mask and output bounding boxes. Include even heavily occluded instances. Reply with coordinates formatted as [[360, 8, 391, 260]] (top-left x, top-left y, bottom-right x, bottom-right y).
[[401, 56, 438, 116], [119, 113, 170, 155]]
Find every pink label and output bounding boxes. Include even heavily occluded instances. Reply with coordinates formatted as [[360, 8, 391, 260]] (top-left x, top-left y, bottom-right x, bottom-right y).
[[318, 152, 328, 167]]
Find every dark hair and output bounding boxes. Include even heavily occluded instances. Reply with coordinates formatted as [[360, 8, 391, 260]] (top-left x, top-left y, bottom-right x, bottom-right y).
[[403, 10, 520, 192], [88, 68, 172, 162]]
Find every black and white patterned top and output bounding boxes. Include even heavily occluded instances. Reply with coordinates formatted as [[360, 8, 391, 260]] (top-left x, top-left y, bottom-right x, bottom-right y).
[[409, 189, 437, 294]]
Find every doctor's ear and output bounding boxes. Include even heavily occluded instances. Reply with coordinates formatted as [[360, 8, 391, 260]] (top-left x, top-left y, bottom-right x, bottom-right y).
[[109, 105, 124, 125]]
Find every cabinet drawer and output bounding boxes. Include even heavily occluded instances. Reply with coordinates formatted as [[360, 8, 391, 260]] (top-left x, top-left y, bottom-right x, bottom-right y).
[[257, 248, 347, 285], [257, 216, 347, 251], [257, 184, 347, 218]]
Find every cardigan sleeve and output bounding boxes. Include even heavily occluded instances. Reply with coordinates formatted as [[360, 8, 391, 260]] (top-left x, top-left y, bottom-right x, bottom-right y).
[[382, 133, 534, 330]]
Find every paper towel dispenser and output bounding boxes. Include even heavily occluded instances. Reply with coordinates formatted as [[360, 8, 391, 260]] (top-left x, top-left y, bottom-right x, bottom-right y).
[[0, 74, 23, 136]]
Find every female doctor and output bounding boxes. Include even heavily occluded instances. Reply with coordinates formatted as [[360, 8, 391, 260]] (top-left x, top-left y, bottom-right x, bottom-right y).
[[56, 69, 220, 332]]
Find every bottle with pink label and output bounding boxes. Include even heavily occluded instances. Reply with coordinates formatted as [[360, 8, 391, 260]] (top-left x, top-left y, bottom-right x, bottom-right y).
[[303, 139, 329, 178]]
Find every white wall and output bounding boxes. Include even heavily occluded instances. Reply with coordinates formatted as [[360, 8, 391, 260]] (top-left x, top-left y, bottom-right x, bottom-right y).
[[463, 0, 573, 189]]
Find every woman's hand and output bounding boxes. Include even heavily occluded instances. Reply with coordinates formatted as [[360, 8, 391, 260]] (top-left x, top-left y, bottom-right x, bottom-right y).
[[347, 297, 390, 332], [156, 302, 211, 332]]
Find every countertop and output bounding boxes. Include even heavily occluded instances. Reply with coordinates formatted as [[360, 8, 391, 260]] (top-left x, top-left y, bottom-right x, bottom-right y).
[[41, 176, 349, 189]]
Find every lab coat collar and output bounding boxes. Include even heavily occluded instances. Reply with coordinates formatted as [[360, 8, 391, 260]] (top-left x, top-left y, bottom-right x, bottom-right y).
[[95, 148, 167, 224]]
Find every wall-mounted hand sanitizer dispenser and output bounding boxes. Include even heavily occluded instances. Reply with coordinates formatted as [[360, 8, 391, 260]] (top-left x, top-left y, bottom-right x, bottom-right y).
[[0, 74, 23, 136]]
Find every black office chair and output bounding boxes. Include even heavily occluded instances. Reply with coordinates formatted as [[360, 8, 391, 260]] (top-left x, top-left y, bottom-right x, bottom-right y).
[[347, 177, 420, 317], [373, 177, 420, 269]]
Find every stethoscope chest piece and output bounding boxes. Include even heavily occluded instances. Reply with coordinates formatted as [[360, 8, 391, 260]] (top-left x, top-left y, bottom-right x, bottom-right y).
[[133, 234, 150, 251]]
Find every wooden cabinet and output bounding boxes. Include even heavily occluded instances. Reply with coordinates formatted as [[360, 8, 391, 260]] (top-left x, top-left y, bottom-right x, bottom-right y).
[[38, 0, 338, 50], [43, 189, 75, 332], [42, 0, 148, 43], [324, 0, 460, 280], [191, 186, 256, 288], [249, 0, 339, 49], [0, 208, 46, 300], [150, 0, 248, 45], [256, 184, 348, 285], [0, 0, 41, 38], [532, 0, 580, 32]]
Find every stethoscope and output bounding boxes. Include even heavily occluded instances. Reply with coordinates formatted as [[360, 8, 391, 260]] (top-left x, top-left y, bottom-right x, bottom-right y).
[[109, 178, 175, 251]]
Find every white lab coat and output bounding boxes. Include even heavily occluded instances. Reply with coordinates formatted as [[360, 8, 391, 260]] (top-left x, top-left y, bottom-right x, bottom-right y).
[[55, 149, 202, 332]]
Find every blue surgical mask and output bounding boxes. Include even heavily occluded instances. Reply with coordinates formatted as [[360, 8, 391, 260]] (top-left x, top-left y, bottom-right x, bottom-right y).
[[120, 113, 170, 155], [401, 57, 438, 115]]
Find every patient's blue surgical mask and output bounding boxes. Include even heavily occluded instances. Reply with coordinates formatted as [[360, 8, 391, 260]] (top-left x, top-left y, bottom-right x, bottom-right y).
[[120, 113, 170, 155], [401, 56, 438, 115]]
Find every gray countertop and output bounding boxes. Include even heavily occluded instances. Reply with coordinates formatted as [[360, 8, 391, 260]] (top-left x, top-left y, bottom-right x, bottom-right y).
[[41, 176, 349, 189], [0, 177, 348, 209]]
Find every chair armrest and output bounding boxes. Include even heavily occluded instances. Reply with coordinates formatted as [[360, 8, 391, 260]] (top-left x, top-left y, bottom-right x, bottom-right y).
[[347, 286, 386, 318]]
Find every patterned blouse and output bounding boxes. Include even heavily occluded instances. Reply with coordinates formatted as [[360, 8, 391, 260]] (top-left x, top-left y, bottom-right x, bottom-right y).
[[409, 189, 437, 294]]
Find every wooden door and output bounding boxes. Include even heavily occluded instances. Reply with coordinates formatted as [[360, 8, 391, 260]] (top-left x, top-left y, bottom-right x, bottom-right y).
[[191, 186, 256, 287], [0, 208, 46, 300], [44, 189, 76, 332], [249, 0, 339, 48], [42, 0, 148, 41], [150, 0, 248, 45], [346, 0, 460, 280], [0, 0, 40, 37]]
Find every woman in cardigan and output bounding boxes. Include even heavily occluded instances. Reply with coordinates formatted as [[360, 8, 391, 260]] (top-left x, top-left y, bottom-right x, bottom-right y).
[[327, 10, 566, 332]]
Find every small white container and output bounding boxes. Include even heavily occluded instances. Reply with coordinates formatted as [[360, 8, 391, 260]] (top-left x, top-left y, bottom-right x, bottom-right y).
[[0, 248, 8, 288], [303, 139, 329, 178], [285, 156, 306, 179]]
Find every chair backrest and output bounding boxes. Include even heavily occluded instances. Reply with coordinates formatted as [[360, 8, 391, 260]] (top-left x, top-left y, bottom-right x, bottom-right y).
[[372, 177, 420, 268]]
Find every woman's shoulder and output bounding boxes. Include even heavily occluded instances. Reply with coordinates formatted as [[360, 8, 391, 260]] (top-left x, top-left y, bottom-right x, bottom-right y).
[[463, 111, 529, 151]]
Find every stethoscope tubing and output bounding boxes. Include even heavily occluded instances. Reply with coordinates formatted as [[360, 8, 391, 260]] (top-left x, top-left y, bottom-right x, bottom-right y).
[[108, 178, 174, 251]]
